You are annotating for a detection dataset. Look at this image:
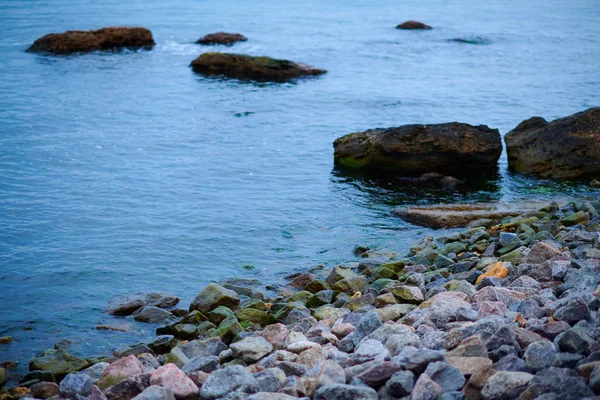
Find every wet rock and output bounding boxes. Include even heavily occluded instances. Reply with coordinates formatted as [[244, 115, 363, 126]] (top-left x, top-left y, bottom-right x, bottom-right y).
[[189, 283, 240, 314], [199, 365, 255, 399], [133, 306, 174, 324], [132, 385, 176, 400], [29, 349, 89, 379], [190, 53, 326, 83], [148, 336, 177, 355], [334, 122, 501, 175], [59, 372, 94, 398], [481, 371, 533, 400], [27, 27, 155, 55], [505, 108, 600, 179], [149, 364, 199, 399], [396, 20, 432, 29], [313, 383, 377, 400], [196, 32, 247, 45]]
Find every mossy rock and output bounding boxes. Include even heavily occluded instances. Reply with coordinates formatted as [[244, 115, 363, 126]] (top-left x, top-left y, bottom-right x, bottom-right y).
[[236, 308, 268, 326], [424, 268, 451, 279], [371, 267, 397, 281], [374, 293, 397, 308], [304, 280, 329, 294], [371, 278, 396, 292], [390, 285, 424, 304], [562, 211, 589, 226], [325, 266, 358, 285], [306, 290, 335, 309], [288, 291, 313, 304], [28, 349, 89, 379], [208, 306, 236, 325], [313, 306, 349, 321], [499, 246, 527, 265], [345, 293, 375, 311], [331, 276, 369, 295], [182, 310, 209, 324], [441, 242, 468, 256], [212, 317, 243, 344], [189, 282, 240, 314], [444, 280, 476, 295], [197, 321, 217, 336], [173, 324, 198, 340], [240, 299, 267, 311], [379, 261, 406, 273], [273, 302, 309, 323], [433, 254, 454, 268], [375, 304, 416, 322]]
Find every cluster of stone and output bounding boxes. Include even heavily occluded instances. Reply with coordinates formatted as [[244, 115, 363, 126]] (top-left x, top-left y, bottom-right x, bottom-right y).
[[2, 199, 600, 399]]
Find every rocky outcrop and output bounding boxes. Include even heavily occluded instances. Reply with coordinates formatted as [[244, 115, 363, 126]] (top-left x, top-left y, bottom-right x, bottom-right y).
[[396, 21, 432, 30], [196, 32, 247, 46], [505, 107, 600, 179], [190, 53, 326, 82], [393, 202, 544, 228], [27, 27, 155, 55], [333, 122, 502, 175]]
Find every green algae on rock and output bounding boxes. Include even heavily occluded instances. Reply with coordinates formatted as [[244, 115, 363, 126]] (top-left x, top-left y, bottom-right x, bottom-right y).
[[190, 52, 327, 82]]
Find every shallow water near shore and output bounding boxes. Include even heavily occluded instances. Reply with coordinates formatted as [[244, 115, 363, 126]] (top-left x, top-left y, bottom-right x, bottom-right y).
[[0, 0, 599, 369]]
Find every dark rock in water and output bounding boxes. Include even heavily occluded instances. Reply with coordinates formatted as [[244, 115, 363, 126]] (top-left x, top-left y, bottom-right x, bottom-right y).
[[29, 349, 89, 379], [448, 37, 491, 45], [396, 21, 432, 30], [190, 53, 326, 82], [196, 32, 247, 45], [505, 107, 600, 179], [333, 122, 501, 175], [27, 27, 155, 55]]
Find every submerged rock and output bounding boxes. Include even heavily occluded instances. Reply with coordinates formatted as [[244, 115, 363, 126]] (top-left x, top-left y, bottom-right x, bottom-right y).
[[196, 32, 247, 45], [396, 21, 432, 30], [190, 52, 326, 82], [27, 27, 155, 55], [505, 107, 600, 179], [29, 349, 89, 379], [333, 122, 501, 175]]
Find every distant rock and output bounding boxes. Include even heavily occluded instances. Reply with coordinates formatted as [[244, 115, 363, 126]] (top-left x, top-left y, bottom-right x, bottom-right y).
[[448, 37, 491, 45], [196, 32, 247, 46], [190, 53, 326, 82], [27, 27, 155, 55], [393, 202, 539, 228], [505, 107, 600, 179], [107, 293, 179, 316], [396, 21, 432, 30], [333, 122, 502, 175]]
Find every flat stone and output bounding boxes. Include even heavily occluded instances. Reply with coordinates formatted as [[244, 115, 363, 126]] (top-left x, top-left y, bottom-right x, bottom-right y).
[[313, 383, 377, 400], [445, 356, 492, 377], [230, 336, 273, 363]]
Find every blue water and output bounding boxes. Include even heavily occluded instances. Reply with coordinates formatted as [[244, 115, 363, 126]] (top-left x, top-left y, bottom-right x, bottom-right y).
[[1, 0, 599, 370]]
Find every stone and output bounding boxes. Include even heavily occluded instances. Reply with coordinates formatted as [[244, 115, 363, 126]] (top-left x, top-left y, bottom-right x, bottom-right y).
[[523, 242, 562, 265], [447, 335, 488, 358], [523, 341, 558, 372], [149, 364, 199, 399], [553, 297, 591, 324], [251, 368, 286, 393], [181, 356, 220, 374], [522, 367, 594, 399], [374, 304, 416, 322], [391, 346, 444, 374], [494, 354, 527, 372], [588, 364, 600, 393], [132, 385, 176, 400], [532, 321, 570, 341], [60, 372, 94, 398], [88, 385, 109, 400], [557, 327, 594, 354], [423, 362, 466, 392], [470, 287, 526, 307], [99, 355, 146, 389], [331, 276, 369, 295], [385, 370, 415, 397], [352, 339, 389, 363], [426, 291, 472, 327], [350, 312, 382, 347], [334, 122, 501, 175], [81, 362, 109, 381], [212, 318, 243, 344], [199, 365, 255, 399], [104, 373, 151, 400], [476, 262, 509, 284], [230, 336, 273, 363], [313, 384, 377, 400], [354, 362, 401, 389], [190, 53, 326, 83], [29, 382, 60, 399], [480, 371, 533, 400], [196, 32, 247, 46], [189, 283, 240, 314], [390, 285, 424, 304], [29, 349, 89, 379], [411, 373, 443, 400], [133, 306, 174, 324], [236, 308, 269, 326], [445, 356, 492, 377], [27, 27, 155, 55], [384, 332, 421, 356], [505, 108, 600, 179], [396, 20, 432, 29], [261, 324, 289, 350]]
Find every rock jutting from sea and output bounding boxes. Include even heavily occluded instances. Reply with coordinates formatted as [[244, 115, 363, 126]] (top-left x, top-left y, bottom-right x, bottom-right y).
[[190, 53, 327, 83], [505, 107, 600, 180], [396, 21, 433, 30], [26, 27, 155, 55], [3, 198, 600, 399], [196, 33, 248, 46], [333, 122, 502, 175]]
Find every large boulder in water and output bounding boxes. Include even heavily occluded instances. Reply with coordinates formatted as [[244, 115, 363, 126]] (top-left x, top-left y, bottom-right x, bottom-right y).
[[27, 27, 155, 55], [333, 122, 502, 175], [505, 107, 600, 179], [396, 21, 432, 30], [190, 52, 326, 82], [196, 32, 247, 46]]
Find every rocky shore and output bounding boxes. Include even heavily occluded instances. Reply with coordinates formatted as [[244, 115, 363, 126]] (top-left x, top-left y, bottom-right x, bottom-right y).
[[2, 199, 600, 399]]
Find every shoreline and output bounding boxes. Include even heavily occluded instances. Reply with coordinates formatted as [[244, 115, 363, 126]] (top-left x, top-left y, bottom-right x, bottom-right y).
[[1, 199, 600, 399]]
